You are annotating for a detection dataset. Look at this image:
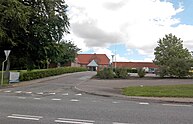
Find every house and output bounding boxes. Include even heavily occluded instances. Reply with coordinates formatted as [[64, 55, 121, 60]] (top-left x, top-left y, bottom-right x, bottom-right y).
[[112, 62, 158, 73], [72, 54, 110, 71]]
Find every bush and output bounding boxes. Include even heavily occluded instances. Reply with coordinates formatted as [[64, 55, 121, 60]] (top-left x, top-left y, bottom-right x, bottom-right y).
[[137, 68, 146, 78], [97, 68, 114, 79], [19, 67, 87, 81], [114, 68, 129, 79], [127, 68, 138, 73]]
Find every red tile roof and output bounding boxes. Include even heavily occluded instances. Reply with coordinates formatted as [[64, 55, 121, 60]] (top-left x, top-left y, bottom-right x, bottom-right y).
[[76, 54, 110, 65], [113, 62, 158, 68]]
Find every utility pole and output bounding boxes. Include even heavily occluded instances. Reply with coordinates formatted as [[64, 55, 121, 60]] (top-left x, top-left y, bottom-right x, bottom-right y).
[[111, 55, 114, 68]]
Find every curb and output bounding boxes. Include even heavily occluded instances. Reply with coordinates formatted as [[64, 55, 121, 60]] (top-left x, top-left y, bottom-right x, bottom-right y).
[[75, 80, 193, 104]]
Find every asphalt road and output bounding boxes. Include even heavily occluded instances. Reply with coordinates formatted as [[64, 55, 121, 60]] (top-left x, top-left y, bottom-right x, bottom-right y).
[[0, 72, 193, 124]]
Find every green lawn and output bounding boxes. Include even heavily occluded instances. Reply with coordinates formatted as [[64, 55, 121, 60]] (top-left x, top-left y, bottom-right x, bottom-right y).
[[122, 84, 193, 97]]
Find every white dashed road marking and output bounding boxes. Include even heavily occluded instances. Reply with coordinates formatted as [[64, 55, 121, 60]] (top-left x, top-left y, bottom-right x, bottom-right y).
[[4, 90, 11, 93], [162, 104, 192, 107], [7, 114, 43, 121], [70, 99, 79, 102], [113, 122, 135, 124], [75, 93, 82, 96], [25, 92, 32, 94], [55, 118, 94, 124], [139, 102, 149, 105], [18, 97, 26, 99], [34, 98, 41, 100], [62, 93, 69, 96], [112, 101, 120, 104], [51, 98, 61, 101], [15, 91, 22, 93], [49, 92, 56, 95], [37, 92, 44, 95]]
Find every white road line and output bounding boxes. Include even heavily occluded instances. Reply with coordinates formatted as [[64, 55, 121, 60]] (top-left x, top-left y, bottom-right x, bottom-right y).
[[112, 101, 120, 104], [49, 92, 56, 95], [62, 93, 69, 96], [34, 98, 41, 100], [4, 90, 11, 93], [113, 122, 135, 124], [37, 92, 44, 95], [162, 104, 192, 107], [139, 102, 149, 105], [55, 118, 94, 124], [7, 114, 43, 121], [70, 99, 79, 102], [52, 98, 61, 101], [18, 97, 26, 99], [15, 91, 22, 93], [75, 93, 82, 96], [25, 92, 32, 94]]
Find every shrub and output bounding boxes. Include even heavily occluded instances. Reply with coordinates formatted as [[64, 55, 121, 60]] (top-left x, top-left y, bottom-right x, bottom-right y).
[[97, 68, 114, 79], [19, 67, 87, 81], [127, 68, 138, 73], [115, 68, 129, 79], [137, 68, 146, 78]]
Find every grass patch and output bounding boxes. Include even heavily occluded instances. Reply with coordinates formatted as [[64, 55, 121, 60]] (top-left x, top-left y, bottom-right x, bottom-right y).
[[122, 84, 193, 97]]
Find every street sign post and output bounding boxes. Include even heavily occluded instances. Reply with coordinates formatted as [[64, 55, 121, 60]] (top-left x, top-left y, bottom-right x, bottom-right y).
[[1, 50, 11, 86]]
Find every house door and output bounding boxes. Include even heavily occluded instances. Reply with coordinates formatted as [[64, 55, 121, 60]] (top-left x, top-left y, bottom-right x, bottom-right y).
[[89, 67, 97, 71]]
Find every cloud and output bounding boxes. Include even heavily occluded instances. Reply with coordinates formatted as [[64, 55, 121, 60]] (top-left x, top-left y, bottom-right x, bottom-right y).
[[103, 0, 129, 11], [71, 22, 123, 47], [65, 0, 193, 61]]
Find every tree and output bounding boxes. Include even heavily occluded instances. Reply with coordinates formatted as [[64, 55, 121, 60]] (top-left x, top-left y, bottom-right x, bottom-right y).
[[154, 33, 193, 78], [0, 0, 71, 70]]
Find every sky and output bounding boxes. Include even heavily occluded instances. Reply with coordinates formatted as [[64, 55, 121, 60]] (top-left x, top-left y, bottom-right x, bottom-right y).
[[65, 0, 193, 62]]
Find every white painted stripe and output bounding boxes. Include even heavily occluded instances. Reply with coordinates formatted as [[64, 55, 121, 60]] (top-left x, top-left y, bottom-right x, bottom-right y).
[[37, 92, 43, 95], [113, 122, 134, 124], [52, 98, 61, 101], [49, 92, 56, 95], [162, 104, 192, 107], [139, 102, 149, 105], [25, 92, 32, 94], [18, 97, 26, 99], [57, 118, 95, 122], [56, 118, 94, 123], [70, 99, 79, 102], [4, 90, 11, 93], [55, 120, 93, 124], [8, 116, 40, 120], [11, 114, 42, 118], [8, 114, 43, 121], [75, 93, 82, 96], [62, 93, 69, 95], [15, 91, 22, 93], [112, 101, 120, 104], [34, 98, 41, 100]]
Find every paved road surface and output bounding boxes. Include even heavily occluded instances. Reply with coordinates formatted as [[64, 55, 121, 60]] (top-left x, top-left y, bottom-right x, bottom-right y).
[[0, 72, 193, 124]]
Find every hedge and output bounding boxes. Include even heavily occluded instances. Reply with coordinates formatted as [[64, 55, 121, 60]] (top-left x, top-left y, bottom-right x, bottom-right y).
[[19, 67, 87, 81], [96, 68, 115, 79]]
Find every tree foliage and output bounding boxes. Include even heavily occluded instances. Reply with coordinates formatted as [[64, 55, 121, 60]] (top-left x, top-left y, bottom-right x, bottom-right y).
[[137, 68, 146, 78], [0, 0, 78, 70], [154, 33, 193, 78]]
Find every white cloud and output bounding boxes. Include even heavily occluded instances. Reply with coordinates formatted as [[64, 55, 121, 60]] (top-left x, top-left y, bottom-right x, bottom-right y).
[[65, 0, 193, 61]]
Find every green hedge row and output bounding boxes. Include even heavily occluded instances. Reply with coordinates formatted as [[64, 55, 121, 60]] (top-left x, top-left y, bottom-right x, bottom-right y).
[[19, 67, 87, 81]]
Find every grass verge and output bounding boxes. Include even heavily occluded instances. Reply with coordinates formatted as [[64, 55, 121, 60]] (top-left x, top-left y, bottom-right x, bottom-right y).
[[122, 84, 193, 97]]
